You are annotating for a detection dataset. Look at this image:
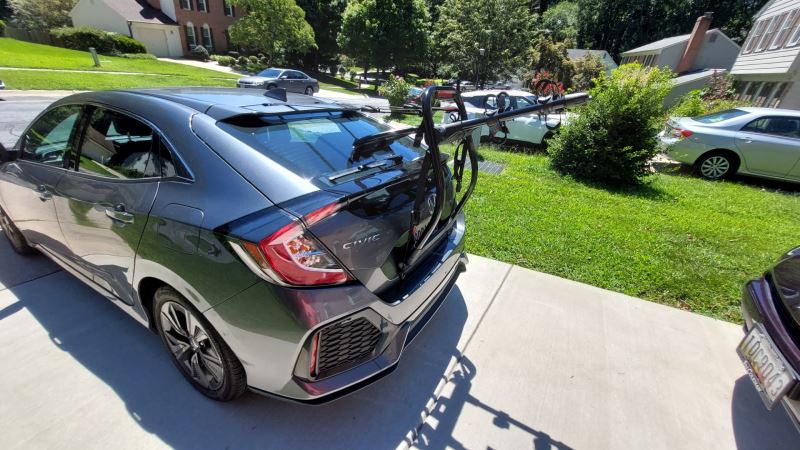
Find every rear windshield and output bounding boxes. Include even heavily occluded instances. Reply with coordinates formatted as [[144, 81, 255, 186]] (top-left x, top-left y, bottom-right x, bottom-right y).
[[692, 109, 749, 124], [218, 111, 424, 181], [258, 69, 282, 78]]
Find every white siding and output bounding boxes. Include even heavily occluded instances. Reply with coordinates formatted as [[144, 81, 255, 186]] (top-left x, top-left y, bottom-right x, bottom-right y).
[[69, 0, 128, 35], [159, 0, 177, 21], [731, 0, 800, 75]]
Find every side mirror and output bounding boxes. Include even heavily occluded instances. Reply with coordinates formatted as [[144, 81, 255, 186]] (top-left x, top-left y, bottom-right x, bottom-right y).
[[0, 142, 19, 163]]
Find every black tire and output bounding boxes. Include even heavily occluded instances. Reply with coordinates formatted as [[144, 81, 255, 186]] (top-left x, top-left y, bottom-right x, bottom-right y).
[[695, 151, 738, 180], [154, 286, 247, 401], [0, 207, 35, 255], [266, 84, 277, 90], [304, 86, 314, 96]]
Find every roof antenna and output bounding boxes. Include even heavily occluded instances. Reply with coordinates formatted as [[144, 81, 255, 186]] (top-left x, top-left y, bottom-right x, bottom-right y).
[[264, 87, 287, 102]]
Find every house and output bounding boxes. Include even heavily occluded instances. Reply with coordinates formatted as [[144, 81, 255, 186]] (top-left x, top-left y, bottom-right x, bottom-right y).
[[730, 0, 800, 109], [619, 12, 741, 106], [70, 0, 238, 58], [567, 49, 618, 75]]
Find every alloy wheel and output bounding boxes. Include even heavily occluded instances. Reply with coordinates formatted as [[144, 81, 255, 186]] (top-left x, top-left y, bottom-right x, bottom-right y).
[[159, 301, 225, 391], [700, 155, 730, 179]]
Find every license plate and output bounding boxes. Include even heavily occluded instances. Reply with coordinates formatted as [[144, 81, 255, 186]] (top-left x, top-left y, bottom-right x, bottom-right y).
[[738, 323, 798, 409]]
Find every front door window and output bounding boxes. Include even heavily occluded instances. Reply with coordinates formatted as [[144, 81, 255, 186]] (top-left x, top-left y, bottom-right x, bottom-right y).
[[21, 105, 82, 167]]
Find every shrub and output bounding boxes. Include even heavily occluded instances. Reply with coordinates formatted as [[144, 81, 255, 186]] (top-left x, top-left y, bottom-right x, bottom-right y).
[[338, 66, 347, 77], [0, 19, 6, 37], [669, 90, 705, 117], [378, 75, 412, 108], [228, 51, 239, 58], [349, 70, 356, 81], [216, 55, 236, 67], [259, 56, 269, 66], [547, 63, 674, 185], [248, 55, 258, 64], [110, 34, 146, 54], [51, 27, 146, 54], [190, 45, 210, 61], [237, 56, 248, 66], [572, 53, 605, 91]]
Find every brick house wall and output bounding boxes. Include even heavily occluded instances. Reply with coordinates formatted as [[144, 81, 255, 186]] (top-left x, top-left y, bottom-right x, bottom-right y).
[[170, 0, 238, 56]]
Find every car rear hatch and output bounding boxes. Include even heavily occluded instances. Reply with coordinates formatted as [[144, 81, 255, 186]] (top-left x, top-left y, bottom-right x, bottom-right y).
[[212, 108, 460, 299]]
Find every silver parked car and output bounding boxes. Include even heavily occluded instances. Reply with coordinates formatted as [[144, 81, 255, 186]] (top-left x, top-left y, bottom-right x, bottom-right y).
[[661, 107, 800, 182], [237, 68, 319, 95]]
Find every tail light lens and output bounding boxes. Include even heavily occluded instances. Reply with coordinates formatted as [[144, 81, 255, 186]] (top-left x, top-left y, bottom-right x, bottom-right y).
[[668, 127, 693, 139], [239, 203, 353, 286]]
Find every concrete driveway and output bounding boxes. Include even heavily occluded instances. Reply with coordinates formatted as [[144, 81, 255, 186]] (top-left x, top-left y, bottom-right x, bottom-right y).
[[0, 226, 796, 449]]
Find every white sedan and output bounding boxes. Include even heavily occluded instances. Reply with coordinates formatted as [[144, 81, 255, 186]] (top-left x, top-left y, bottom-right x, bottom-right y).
[[442, 90, 565, 146]]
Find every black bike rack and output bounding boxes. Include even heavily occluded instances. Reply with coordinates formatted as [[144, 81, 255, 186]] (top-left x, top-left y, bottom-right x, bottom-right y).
[[354, 85, 590, 271]]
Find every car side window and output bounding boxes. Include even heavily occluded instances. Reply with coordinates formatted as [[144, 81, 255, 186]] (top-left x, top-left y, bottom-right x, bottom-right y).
[[157, 138, 190, 179], [742, 117, 800, 138], [21, 105, 82, 167], [76, 108, 159, 179]]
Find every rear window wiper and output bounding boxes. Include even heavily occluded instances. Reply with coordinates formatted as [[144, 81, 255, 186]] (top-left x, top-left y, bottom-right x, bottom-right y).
[[326, 154, 405, 182]]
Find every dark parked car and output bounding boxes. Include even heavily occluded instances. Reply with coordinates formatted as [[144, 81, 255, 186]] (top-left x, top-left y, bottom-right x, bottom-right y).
[[0, 88, 468, 402], [739, 247, 800, 429], [237, 68, 319, 95]]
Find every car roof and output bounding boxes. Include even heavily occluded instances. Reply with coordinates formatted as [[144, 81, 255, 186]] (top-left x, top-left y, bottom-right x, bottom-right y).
[[737, 107, 800, 117], [116, 87, 342, 120], [461, 89, 532, 97]]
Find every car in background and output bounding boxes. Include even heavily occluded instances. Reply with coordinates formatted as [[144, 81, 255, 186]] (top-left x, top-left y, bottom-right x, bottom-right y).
[[442, 89, 564, 146], [661, 108, 800, 183], [0, 79, 4, 90], [406, 86, 424, 105], [237, 68, 319, 95], [739, 247, 800, 431], [0, 88, 467, 403]]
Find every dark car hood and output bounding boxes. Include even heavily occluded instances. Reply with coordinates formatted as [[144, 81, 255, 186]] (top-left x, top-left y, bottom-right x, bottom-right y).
[[772, 249, 800, 325]]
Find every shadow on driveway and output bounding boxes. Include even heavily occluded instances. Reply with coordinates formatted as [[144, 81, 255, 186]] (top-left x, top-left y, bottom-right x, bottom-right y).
[[1, 266, 471, 448], [731, 376, 798, 450]]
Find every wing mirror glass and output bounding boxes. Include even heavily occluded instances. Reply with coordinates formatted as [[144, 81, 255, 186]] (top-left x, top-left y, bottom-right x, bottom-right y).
[[0, 142, 19, 162]]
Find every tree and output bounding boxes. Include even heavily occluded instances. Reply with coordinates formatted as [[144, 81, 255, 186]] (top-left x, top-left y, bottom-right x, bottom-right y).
[[541, 1, 579, 46], [229, 0, 315, 63], [293, 0, 346, 70], [434, 0, 535, 85], [576, 0, 769, 57], [9, 0, 76, 30], [337, 0, 430, 74], [527, 34, 574, 88], [571, 52, 605, 91]]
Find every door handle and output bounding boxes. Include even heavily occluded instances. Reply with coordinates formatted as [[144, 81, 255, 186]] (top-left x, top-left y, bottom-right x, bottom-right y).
[[36, 185, 52, 201], [741, 137, 753, 143], [105, 205, 134, 224]]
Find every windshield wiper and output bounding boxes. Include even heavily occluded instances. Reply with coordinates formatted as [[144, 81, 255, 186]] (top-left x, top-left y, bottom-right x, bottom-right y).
[[327, 154, 405, 182]]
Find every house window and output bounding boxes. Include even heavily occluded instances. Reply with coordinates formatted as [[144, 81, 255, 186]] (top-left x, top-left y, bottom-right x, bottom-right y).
[[201, 25, 214, 52], [197, 0, 208, 13], [769, 82, 792, 108], [180, 0, 192, 10], [753, 82, 776, 106], [756, 16, 779, 52], [185, 23, 197, 50], [770, 10, 798, 49], [224, 0, 234, 16], [743, 19, 767, 53], [787, 12, 800, 47]]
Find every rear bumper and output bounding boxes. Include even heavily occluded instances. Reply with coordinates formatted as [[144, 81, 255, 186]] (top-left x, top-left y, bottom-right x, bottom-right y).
[[205, 212, 468, 402], [740, 278, 800, 431], [659, 136, 708, 165]]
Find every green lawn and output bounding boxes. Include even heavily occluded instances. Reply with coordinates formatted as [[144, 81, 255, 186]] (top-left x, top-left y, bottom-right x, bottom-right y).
[[454, 147, 800, 323], [0, 38, 238, 89]]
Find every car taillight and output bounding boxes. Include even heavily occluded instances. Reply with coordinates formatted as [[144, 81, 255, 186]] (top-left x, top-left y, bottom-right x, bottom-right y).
[[668, 127, 693, 139], [239, 203, 352, 286]]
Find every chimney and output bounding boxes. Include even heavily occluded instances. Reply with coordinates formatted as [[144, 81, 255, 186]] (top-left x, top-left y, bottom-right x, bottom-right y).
[[676, 12, 713, 73], [146, 0, 161, 9]]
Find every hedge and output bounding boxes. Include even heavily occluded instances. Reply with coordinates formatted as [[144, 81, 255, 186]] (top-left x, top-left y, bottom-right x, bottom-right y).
[[50, 27, 146, 55]]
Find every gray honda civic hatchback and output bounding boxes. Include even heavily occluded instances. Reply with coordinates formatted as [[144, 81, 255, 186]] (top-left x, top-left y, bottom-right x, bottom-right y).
[[0, 88, 467, 402]]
